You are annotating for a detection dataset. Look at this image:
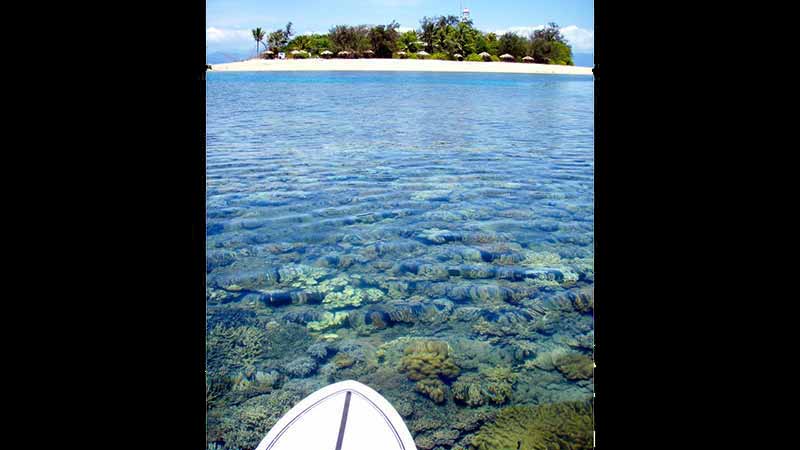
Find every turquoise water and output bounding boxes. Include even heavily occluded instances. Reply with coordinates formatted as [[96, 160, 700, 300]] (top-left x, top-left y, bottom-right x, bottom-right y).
[[206, 71, 594, 450]]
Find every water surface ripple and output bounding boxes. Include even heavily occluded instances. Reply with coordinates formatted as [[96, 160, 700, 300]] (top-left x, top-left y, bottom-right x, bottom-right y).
[[206, 71, 594, 450]]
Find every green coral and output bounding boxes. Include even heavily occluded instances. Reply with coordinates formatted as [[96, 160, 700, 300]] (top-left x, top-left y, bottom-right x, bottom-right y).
[[554, 352, 593, 380], [414, 378, 448, 403], [400, 340, 461, 381], [307, 311, 349, 332], [452, 366, 516, 406], [206, 324, 266, 369], [471, 400, 594, 450], [320, 276, 385, 309], [278, 264, 329, 288], [209, 389, 304, 450], [333, 352, 355, 369]]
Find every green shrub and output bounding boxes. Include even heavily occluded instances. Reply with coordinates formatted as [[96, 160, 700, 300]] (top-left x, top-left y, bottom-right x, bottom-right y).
[[289, 52, 308, 59], [430, 52, 449, 60], [408, 53, 419, 59], [465, 53, 482, 62], [490, 55, 500, 62]]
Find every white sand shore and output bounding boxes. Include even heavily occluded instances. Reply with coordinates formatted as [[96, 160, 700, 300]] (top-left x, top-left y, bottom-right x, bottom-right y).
[[210, 58, 593, 76]]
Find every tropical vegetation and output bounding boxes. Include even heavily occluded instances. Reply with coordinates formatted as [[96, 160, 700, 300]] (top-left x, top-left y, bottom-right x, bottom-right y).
[[257, 17, 574, 65], [251, 27, 265, 57]]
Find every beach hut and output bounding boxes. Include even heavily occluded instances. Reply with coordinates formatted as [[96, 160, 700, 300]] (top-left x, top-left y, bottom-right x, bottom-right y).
[[500, 53, 515, 62], [416, 51, 430, 59], [522, 56, 534, 63], [396, 51, 407, 59], [362, 50, 374, 58], [337, 51, 350, 58], [320, 50, 333, 59], [478, 51, 492, 61], [453, 53, 463, 61]]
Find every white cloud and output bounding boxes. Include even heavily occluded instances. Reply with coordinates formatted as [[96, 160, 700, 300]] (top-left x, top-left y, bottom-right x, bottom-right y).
[[492, 24, 593, 53], [397, 26, 415, 33], [206, 27, 253, 44], [560, 25, 594, 53], [494, 25, 545, 36]]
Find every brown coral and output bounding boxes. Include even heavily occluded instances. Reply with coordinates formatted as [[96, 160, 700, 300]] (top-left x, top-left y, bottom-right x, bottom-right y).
[[554, 352, 594, 380], [452, 366, 516, 406], [414, 378, 447, 403], [472, 400, 594, 450], [399, 340, 461, 381]]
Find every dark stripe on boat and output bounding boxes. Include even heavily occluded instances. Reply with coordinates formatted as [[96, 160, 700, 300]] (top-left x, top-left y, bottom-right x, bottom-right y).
[[335, 391, 352, 450]]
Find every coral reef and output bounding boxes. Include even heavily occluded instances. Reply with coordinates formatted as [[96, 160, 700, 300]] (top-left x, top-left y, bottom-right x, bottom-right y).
[[414, 378, 448, 403], [524, 346, 570, 371], [284, 356, 318, 378], [307, 311, 350, 332], [318, 275, 385, 309], [471, 400, 594, 450], [208, 389, 304, 450], [452, 366, 516, 406], [206, 324, 266, 369], [507, 339, 539, 362], [306, 342, 333, 360], [228, 368, 282, 399], [206, 77, 596, 450], [554, 352, 593, 380], [400, 340, 461, 381], [333, 352, 355, 369]]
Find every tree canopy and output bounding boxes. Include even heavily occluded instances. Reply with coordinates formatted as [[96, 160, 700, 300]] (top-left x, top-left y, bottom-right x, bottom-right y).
[[267, 22, 294, 52], [255, 17, 574, 64], [528, 23, 574, 65]]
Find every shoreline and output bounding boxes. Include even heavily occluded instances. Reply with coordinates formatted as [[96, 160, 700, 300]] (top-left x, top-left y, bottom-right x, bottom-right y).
[[210, 58, 593, 76]]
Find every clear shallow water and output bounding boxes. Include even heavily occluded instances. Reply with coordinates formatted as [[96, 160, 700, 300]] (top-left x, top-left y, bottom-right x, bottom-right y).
[[206, 71, 594, 450]]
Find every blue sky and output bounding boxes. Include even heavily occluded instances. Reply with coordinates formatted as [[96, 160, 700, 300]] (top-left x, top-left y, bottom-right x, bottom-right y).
[[207, 0, 593, 56]]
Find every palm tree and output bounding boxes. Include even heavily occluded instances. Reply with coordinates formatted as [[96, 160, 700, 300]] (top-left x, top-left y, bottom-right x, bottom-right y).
[[252, 28, 266, 58]]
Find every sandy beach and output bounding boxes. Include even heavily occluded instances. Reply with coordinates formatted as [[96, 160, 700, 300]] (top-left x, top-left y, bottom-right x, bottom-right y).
[[210, 58, 593, 76]]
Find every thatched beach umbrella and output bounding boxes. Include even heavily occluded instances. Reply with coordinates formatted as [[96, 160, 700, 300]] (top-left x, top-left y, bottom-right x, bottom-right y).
[[396, 51, 407, 59], [453, 53, 463, 61], [522, 56, 534, 63], [417, 50, 429, 58], [261, 50, 274, 59], [321, 50, 333, 59], [337, 51, 350, 58], [362, 50, 374, 58], [478, 51, 491, 61], [500, 53, 514, 62]]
